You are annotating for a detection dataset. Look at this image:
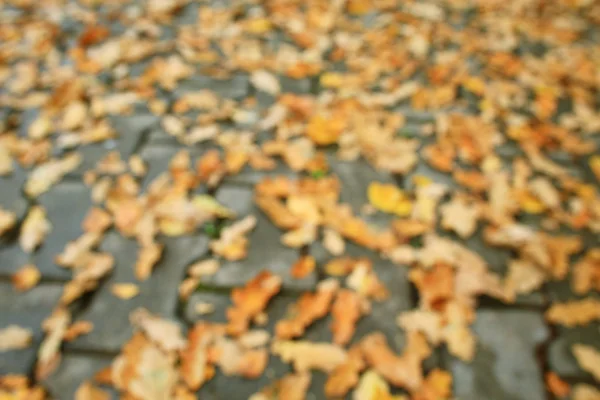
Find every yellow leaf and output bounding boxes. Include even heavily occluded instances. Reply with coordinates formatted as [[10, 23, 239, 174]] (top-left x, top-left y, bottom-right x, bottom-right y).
[[306, 115, 344, 146], [193, 195, 235, 218], [367, 182, 404, 213], [245, 18, 272, 34], [590, 155, 600, 181], [392, 199, 413, 217], [320, 73, 344, 88], [111, 283, 140, 300], [517, 191, 546, 214], [412, 175, 432, 187]]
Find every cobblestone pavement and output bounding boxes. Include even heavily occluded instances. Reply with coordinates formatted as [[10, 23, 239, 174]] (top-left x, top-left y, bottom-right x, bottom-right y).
[[1, 0, 600, 399]]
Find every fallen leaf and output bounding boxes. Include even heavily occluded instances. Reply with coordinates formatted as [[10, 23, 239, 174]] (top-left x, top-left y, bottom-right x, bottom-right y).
[[25, 153, 82, 198], [0, 208, 16, 236], [210, 216, 257, 261], [135, 242, 163, 281], [396, 310, 443, 346], [194, 302, 215, 315], [36, 308, 70, 379], [412, 369, 453, 400], [323, 228, 345, 255], [572, 384, 600, 400], [20, 206, 52, 253], [11, 264, 41, 292], [0, 325, 33, 352], [250, 70, 281, 96], [276, 279, 338, 339], [353, 370, 406, 400], [572, 249, 600, 295], [64, 321, 94, 342], [130, 308, 186, 352], [546, 298, 600, 327], [360, 332, 430, 391], [215, 337, 269, 378], [75, 381, 110, 400], [272, 340, 347, 373], [545, 372, 570, 398], [306, 115, 344, 146], [111, 283, 140, 300], [572, 344, 600, 381], [331, 289, 367, 345], [82, 207, 112, 234], [250, 372, 311, 400], [180, 322, 222, 390], [440, 196, 480, 238], [188, 259, 220, 277], [290, 255, 316, 279], [227, 271, 282, 335]]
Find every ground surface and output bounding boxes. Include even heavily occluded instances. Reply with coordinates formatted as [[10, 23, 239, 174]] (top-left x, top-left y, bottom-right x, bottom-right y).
[[0, 0, 599, 399]]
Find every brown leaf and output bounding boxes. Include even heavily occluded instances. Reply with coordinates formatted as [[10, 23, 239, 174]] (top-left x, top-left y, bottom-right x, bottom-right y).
[[396, 310, 443, 346], [290, 255, 316, 279], [82, 207, 112, 234], [19, 206, 52, 253], [74, 381, 110, 400], [572, 249, 600, 295], [0, 325, 33, 352], [180, 323, 223, 390], [412, 369, 453, 400], [572, 384, 600, 400], [130, 308, 186, 352], [111, 283, 140, 300], [272, 340, 347, 373], [323, 228, 345, 256], [276, 279, 338, 339], [0, 208, 16, 236], [135, 242, 163, 281], [25, 153, 82, 197], [546, 298, 600, 327], [572, 344, 600, 382], [360, 332, 430, 391], [64, 321, 94, 342], [409, 263, 454, 308], [545, 372, 570, 398], [36, 308, 70, 379], [255, 195, 303, 230], [440, 196, 480, 238], [325, 346, 365, 398], [227, 271, 282, 336], [210, 216, 257, 261], [331, 289, 367, 345], [250, 70, 281, 96], [215, 337, 269, 379], [251, 372, 311, 400], [188, 259, 220, 277], [11, 264, 41, 292]]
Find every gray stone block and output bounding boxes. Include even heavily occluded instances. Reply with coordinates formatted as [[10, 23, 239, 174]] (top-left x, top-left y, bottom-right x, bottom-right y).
[[43, 354, 116, 400], [67, 233, 208, 353], [447, 310, 549, 400], [33, 182, 93, 280]]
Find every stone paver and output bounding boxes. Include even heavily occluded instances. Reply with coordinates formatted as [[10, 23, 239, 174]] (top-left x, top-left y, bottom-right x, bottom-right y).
[[446, 311, 549, 400], [67, 233, 207, 353], [0, 283, 62, 376]]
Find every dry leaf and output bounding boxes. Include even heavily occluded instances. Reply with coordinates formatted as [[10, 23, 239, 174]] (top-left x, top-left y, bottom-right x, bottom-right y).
[[82, 207, 112, 234], [323, 228, 345, 256], [228, 271, 282, 335], [572, 249, 600, 295], [210, 216, 257, 261], [130, 308, 186, 352], [36, 308, 70, 379], [440, 196, 480, 238], [250, 70, 280, 96], [12, 264, 41, 292], [194, 302, 215, 315], [331, 289, 367, 345], [0, 325, 33, 352], [272, 340, 347, 373], [353, 370, 405, 400], [180, 323, 222, 390], [360, 332, 430, 391], [276, 279, 338, 339], [546, 298, 600, 327], [215, 337, 269, 378], [251, 372, 311, 400], [397, 310, 443, 346], [20, 206, 52, 253], [188, 259, 220, 277], [545, 372, 570, 398], [135, 242, 163, 281], [572, 344, 600, 381], [0, 208, 16, 236], [111, 283, 140, 300], [412, 369, 453, 400], [74, 381, 110, 400], [25, 153, 82, 197], [290, 255, 316, 279], [64, 321, 94, 342], [572, 384, 600, 400]]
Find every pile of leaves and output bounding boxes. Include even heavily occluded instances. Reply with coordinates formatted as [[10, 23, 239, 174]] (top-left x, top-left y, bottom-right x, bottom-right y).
[[0, 0, 599, 399]]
